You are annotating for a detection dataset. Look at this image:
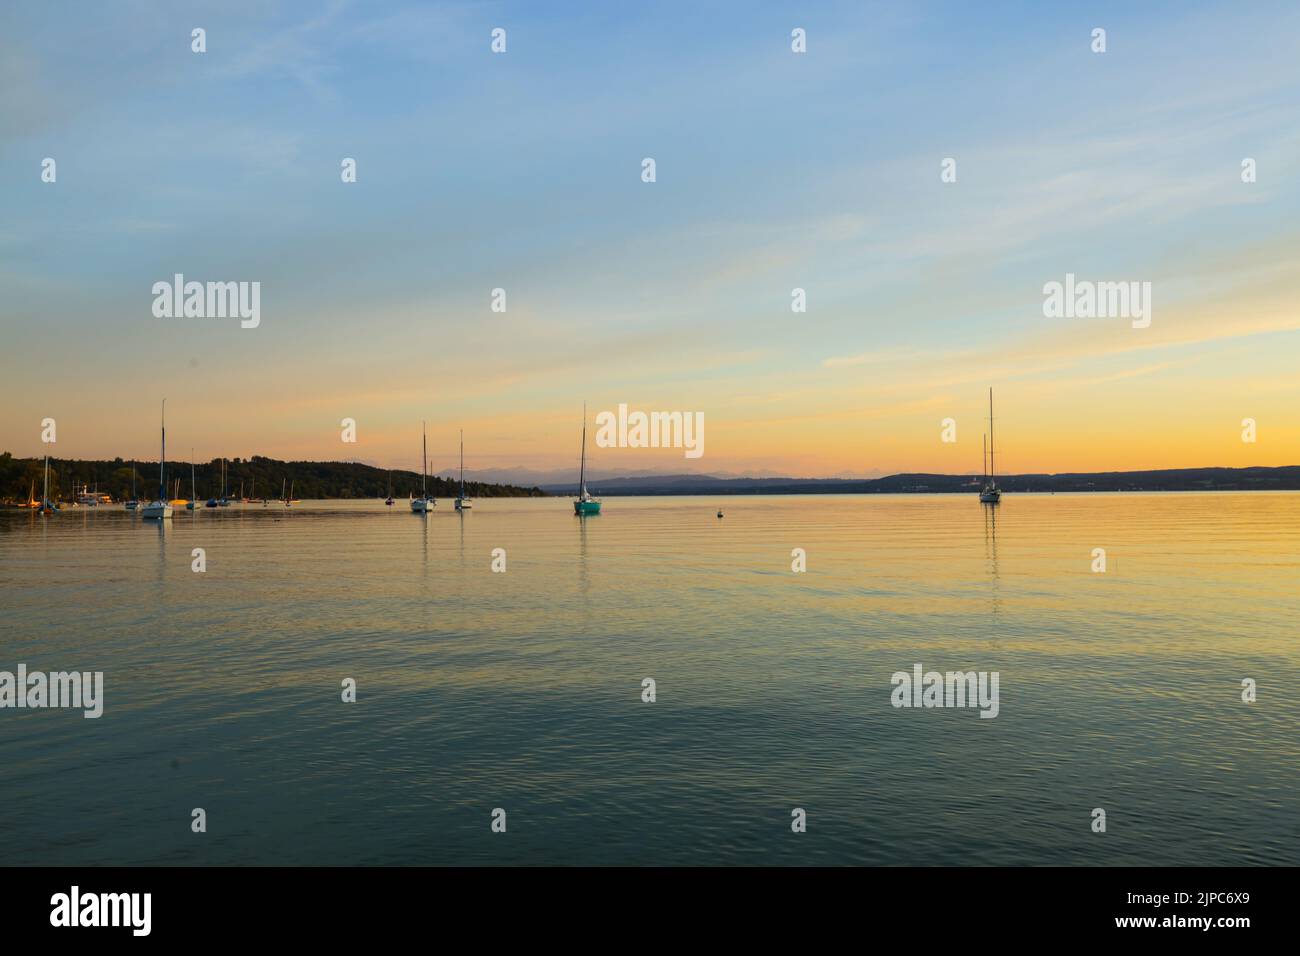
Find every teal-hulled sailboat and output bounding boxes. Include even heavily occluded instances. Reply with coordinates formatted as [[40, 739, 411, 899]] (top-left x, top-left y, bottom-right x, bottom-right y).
[[573, 404, 601, 516], [38, 455, 58, 514]]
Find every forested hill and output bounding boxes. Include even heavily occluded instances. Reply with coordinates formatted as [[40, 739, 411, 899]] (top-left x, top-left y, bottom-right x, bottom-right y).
[[0, 453, 545, 502], [542, 466, 1300, 495]]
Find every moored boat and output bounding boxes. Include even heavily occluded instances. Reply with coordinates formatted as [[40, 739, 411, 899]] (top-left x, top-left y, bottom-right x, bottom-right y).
[[187, 452, 199, 509], [125, 461, 139, 510], [455, 429, 472, 511], [411, 421, 435, 512], [573, 403, 601, 516], [37, 458, 58, 514], [979, 388, 1001, 504], [141, 400, 174, 519]]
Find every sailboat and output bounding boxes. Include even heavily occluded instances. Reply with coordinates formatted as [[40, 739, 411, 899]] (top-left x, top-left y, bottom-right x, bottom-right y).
[[455, 429, 472, 511], [206, 459, 220, 507], [37, 456, 58, 514], [125, 461, 139, 510], [19, 479, 38, 509], [285, 479, 296, 507], [573, 404, 601, 516], [141, 400, 174, 519], [411, 421, 435, 512], [385, 471, 394, 507], [979, 388, 1002, 504], [187, 451, 199, 509], [218, 459, 231, 506]]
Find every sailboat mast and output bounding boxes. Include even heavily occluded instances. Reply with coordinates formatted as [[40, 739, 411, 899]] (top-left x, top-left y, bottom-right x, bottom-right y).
[[578, 403, 587, 497], [988, 388, 995, 482], [159, 400, 167, 501], [459, 429, 465, 498], [421, 421, 427, 497], [44, 455, 49, 506], [982, 434, 987, 482]]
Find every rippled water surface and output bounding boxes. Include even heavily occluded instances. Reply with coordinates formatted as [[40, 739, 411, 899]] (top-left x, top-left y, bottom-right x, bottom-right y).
[[2, 493, 1297, 865]]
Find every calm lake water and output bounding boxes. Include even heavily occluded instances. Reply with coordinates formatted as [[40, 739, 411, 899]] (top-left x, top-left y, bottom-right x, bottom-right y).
[[1, 493, 1297, 866]]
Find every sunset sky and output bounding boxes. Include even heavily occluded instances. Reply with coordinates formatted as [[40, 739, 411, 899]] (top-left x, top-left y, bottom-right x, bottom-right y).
[[2, 1, 1298, 479]]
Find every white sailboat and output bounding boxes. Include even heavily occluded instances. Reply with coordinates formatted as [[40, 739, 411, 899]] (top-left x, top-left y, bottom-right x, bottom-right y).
[[125, 460, 139, 510], [979, 388, 1001, 504], [411, 421, 435, 512], [141, 400, 174, 519], [455, 429, 472, 510]]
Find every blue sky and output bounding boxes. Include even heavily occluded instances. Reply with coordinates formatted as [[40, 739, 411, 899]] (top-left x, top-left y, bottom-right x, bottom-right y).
[[2, 1, 1298, 477]]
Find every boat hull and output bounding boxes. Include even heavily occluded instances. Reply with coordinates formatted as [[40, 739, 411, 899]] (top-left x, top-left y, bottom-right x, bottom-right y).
[[979, 491, 1001, 503], [141, 501, 173, 519], [411, 498, 434, 513], [574, 500, 601, 516]]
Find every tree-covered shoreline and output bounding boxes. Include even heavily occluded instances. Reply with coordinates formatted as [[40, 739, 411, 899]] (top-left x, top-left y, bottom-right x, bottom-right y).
[[0, 453, 546, 504]]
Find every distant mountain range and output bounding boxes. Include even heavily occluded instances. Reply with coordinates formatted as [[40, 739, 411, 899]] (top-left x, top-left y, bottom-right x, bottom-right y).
[[429, 464, 875, 486], [539, 466, 1300, 496]]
